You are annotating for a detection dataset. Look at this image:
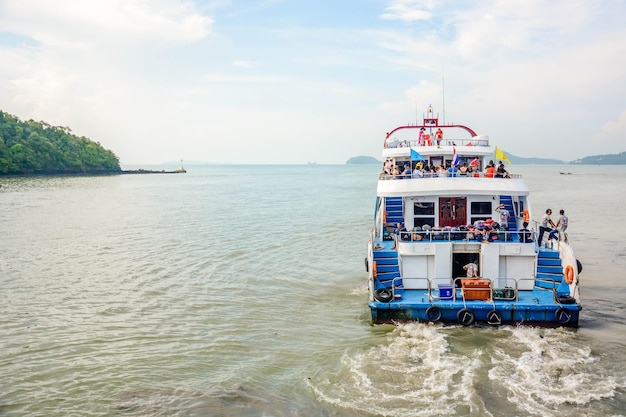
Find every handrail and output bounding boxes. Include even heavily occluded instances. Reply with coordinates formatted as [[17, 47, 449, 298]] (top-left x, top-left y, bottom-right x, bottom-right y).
[[396, 229, 533, 243], [384, 134, 481, 147], [379, 172, 522, 180]]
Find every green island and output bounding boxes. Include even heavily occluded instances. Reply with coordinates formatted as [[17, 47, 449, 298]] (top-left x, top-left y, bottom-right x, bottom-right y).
[[0, 110, 121, 175]]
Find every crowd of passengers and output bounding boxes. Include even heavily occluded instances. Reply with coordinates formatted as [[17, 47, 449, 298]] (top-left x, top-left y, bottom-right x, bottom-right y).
[[389, 219, 533, 245], [380, 159, 509, 179]]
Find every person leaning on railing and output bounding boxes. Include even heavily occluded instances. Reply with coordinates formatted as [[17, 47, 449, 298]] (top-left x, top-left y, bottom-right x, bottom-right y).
[[519, 222, 533, 243]]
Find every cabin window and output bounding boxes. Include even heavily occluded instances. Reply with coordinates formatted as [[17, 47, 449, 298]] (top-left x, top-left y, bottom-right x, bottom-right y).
[[470, 201, 492, 223], [414, 202, 435, 227]]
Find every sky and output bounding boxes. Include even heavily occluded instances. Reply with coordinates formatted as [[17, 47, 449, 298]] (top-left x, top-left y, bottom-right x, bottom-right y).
[[0, 0, 625, 165]]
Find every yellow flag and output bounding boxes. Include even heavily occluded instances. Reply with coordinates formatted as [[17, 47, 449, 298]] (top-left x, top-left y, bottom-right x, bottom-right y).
[[495, 147, 511, 164]]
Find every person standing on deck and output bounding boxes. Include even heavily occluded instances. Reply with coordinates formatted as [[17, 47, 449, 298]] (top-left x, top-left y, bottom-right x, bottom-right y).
[[424, 131, 432, 146], [538, 209, 557, 246], [495, 204, 510, 228], [435, 128, 443, 147], [495, 161, 508, 178], [464, 261, 479, 278], [557, 209, 568, 233], [469, 157, 479, 171]]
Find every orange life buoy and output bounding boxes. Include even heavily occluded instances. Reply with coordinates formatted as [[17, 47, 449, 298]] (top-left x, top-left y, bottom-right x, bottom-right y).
[[564, 265, 574, 284], [372, 261, 377, 278], [523, 210, 530, 223]]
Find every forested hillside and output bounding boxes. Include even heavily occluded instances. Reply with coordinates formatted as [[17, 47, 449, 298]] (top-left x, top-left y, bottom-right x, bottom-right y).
[[0, 111, 120, 175]]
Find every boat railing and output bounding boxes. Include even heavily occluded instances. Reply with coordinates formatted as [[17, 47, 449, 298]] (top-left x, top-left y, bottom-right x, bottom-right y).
[[386, 138, 488, 149], [379, 172, 522, 180], [398, 229, 532, 243], [413, 277, 535, 302]]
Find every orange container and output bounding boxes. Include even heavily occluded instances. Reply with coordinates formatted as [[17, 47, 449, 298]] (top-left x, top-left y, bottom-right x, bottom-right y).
[[461, 279, 491, 300]]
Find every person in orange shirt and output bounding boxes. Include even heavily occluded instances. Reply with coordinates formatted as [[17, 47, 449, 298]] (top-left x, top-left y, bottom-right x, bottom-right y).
[[424, 132, 431, 146], [435, 128, 443, 147], [485, 160, 496, 178]]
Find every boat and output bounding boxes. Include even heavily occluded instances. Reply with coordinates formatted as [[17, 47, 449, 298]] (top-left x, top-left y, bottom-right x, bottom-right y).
[[365, 106, 582, 327]]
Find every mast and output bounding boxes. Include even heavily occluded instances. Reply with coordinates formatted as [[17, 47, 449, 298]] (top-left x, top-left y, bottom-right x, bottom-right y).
[[442, 70, 446, 125]]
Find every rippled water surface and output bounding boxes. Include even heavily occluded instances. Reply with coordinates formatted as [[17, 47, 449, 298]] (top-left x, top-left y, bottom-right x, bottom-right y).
[[1, 164, 625, 416]]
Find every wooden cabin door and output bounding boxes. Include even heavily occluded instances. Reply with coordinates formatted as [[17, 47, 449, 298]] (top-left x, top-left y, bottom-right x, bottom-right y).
[[439, 197, 467, 227]]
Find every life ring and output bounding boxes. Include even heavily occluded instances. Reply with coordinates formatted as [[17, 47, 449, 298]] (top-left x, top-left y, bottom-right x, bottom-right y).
[[523, 210, 530, 223], [564, 265, 574, 284], [374, 288, 393, 303], [383, 211, 387, 223], [486, 310, 503, 326], [425, 306, 442, 322], [457, 308, 475, 326], [372, 261, 377, 278], [555, 307, 572, 324]]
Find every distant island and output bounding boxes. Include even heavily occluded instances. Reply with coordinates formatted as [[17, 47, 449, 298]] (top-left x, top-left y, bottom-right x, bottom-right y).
[[347, 150, 626, 165], [0, 110, 121, 175], [346, 156, 380, 165]]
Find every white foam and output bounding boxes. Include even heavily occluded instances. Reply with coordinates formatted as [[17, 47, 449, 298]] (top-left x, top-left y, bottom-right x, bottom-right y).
[[488, 326, 620, 415], [309, 323, 490, 417]]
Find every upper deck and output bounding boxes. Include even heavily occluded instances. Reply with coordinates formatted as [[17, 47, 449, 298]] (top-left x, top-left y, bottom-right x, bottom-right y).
[[379, 107, 521, 197]]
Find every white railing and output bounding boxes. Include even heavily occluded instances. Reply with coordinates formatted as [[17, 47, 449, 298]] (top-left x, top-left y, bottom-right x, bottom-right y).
[[388, 277, 535, 302], [379, 172, 522, 180]]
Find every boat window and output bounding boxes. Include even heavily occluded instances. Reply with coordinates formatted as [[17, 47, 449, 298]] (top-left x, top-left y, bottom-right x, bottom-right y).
[[470, 201, 492, 223], [414, 202, 435, 227]]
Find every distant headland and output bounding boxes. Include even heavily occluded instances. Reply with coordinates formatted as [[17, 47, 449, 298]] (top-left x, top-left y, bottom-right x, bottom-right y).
[[0, 110, 187, 176], [0, 110, 121, 175]]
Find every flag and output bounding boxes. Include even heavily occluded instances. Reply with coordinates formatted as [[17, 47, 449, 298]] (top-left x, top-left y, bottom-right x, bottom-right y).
[[410, 148, 425, 161], [495, 147, 511, 164], [452, 147, 459, 167]]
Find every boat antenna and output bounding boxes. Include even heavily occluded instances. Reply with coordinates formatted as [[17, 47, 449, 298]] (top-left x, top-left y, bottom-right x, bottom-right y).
[[442, 69, 446, 125]]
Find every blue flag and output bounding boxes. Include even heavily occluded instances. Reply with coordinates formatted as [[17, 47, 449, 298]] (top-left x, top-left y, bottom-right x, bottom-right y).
[[411, 148, 425, 161]]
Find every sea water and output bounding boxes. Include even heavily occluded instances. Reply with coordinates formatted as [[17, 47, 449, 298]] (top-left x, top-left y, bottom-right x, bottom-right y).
[[0, 164, 625, 417]]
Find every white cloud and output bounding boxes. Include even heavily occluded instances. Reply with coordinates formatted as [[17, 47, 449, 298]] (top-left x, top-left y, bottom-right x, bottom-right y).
[[379, 0, 434, 22], [232, 60, 255, 68], [0, 0, 624, 164]]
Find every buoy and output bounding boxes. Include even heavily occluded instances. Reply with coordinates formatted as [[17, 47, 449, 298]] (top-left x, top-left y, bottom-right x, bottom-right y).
[[564, 265, 574, 284]]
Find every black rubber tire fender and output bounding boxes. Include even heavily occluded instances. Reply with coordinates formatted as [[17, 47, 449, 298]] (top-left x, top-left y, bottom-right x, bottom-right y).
[[374, 288, 393, 303], [555, 307, 573, 324], [425, 306, 442, 322], [486, 310, 503, 326], [457, 308, 475, 326]]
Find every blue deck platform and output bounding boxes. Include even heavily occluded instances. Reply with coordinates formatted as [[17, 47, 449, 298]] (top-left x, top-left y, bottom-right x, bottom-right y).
[[369, 239, 581, 327]]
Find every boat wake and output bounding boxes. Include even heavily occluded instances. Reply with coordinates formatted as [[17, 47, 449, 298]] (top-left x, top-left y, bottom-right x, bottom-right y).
[[488, 326, 621, 415], [309, 323, 624, 417]]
